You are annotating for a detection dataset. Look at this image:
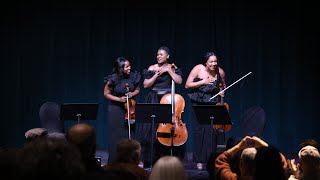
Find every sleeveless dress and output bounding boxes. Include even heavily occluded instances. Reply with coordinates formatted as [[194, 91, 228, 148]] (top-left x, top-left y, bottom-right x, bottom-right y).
[[104, 71, 140, 164], [187, 75, 222, 164], [135, 68, 185, 167]]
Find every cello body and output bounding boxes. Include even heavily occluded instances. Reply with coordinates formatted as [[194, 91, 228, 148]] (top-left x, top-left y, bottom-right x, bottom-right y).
[[156, 93, 188, 146]]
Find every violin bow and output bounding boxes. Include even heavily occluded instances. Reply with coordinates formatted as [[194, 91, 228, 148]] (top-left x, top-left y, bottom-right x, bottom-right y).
[[209, 72, 252, 101], [125, 83, 131, 139]]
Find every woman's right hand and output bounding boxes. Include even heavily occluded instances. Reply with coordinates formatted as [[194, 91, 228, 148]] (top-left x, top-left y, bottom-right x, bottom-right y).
[[202, 77, 214, 85], [155, 68, 162, 76]]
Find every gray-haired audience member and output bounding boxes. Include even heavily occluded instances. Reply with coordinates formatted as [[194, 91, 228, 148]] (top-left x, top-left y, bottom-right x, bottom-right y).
[[149, 155, 188, 180], [288, 145, 320, 180]]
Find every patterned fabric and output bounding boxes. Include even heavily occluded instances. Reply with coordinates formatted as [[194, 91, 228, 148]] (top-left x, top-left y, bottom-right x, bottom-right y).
[[187, 78, 221, 104]]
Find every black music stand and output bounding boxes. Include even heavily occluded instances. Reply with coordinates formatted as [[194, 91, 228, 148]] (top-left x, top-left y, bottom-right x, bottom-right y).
[[192, 105, 232, 153], [135, 103, 172, 168], [60, 103, 99, 124]]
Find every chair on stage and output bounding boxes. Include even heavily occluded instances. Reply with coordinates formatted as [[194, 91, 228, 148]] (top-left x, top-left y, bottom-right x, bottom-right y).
[[39, 102, 65, 139], [25, 102, 65, 141], [223, 106, 266, 150], [240, 106, 266, 138]]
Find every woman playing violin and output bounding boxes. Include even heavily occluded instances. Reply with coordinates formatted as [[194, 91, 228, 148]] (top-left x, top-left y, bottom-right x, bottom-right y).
[[135, 46, 185, 168], [185, 51, 227, 170], [104, 57, 141, 164]]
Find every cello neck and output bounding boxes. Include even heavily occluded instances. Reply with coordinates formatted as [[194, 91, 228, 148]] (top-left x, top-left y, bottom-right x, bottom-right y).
[[171, 80, 176, 123]]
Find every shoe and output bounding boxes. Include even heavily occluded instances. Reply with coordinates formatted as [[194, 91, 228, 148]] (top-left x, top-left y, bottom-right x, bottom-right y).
[[196, 163, 203, 171]]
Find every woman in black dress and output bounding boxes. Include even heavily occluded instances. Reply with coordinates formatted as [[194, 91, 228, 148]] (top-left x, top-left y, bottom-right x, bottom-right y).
[[135, 46, 184, 168], [104, 57, 141, 164], [185, 51, 226, 170]]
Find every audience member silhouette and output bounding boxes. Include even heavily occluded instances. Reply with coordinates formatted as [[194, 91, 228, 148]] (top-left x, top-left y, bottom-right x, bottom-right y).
[[254, 146, 287, 180], [207, 136, 242, 179], [149, 155, 188, 180], [214, 136, 288, 180], [102, 138, 149, 180], [16, 137, 85, 180], [215, 136, 258, 180], [299, 139, 319, 151], [288, 145, 320, 180], [67, 123, 102, 173]]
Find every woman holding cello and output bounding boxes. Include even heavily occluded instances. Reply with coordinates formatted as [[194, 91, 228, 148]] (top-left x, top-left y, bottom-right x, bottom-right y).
[[135, 46, 186, 168], [104, 57, 141, 164], [185, 51, 227, 170]]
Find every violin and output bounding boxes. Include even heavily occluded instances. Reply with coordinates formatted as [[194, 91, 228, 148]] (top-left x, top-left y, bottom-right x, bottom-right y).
[[214, 83, 232, 132], [124, 83, 136, 124]]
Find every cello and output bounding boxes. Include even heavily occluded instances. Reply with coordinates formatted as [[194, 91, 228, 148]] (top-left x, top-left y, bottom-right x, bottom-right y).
[[213, 83, 232, 132], [156, 77, 188, 147]]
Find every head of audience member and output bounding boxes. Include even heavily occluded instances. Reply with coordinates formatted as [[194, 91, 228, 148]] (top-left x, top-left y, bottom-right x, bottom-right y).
[[149, 156, 187, 180], [67, 123, 96, 160], [115, 138, 141, 165], [254, 146, 287, 180], [239, 147, 257, 176], [17, 137, 85, 178], [299, 139, 319, 151], [298, 145, 320, 174]]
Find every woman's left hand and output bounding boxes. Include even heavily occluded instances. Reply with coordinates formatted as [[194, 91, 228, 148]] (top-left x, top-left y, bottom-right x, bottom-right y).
[[126, 92, 133, 98], [219, 91, 225, 98]]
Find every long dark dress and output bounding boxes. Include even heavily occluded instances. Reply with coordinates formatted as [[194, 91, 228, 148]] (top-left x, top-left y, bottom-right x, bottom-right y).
[[135, 68, 185, 167], [104, 71, 140, 164], [188, 76, 223, 164]]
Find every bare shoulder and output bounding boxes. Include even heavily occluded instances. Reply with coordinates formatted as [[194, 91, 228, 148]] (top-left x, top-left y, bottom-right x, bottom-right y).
[[218, 67, 225, 75], [148, 64, 157, 71], [192, 64, 205, 72]]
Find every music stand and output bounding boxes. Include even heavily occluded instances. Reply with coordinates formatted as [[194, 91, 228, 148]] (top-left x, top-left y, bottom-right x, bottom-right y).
[[192, 105, 232, 153], [135, 103, 172, 168], [60, 103, 99, 124]]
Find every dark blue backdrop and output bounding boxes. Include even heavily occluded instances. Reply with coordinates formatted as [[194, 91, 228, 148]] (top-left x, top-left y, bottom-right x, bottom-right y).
[[1, 0, 319, 156]]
